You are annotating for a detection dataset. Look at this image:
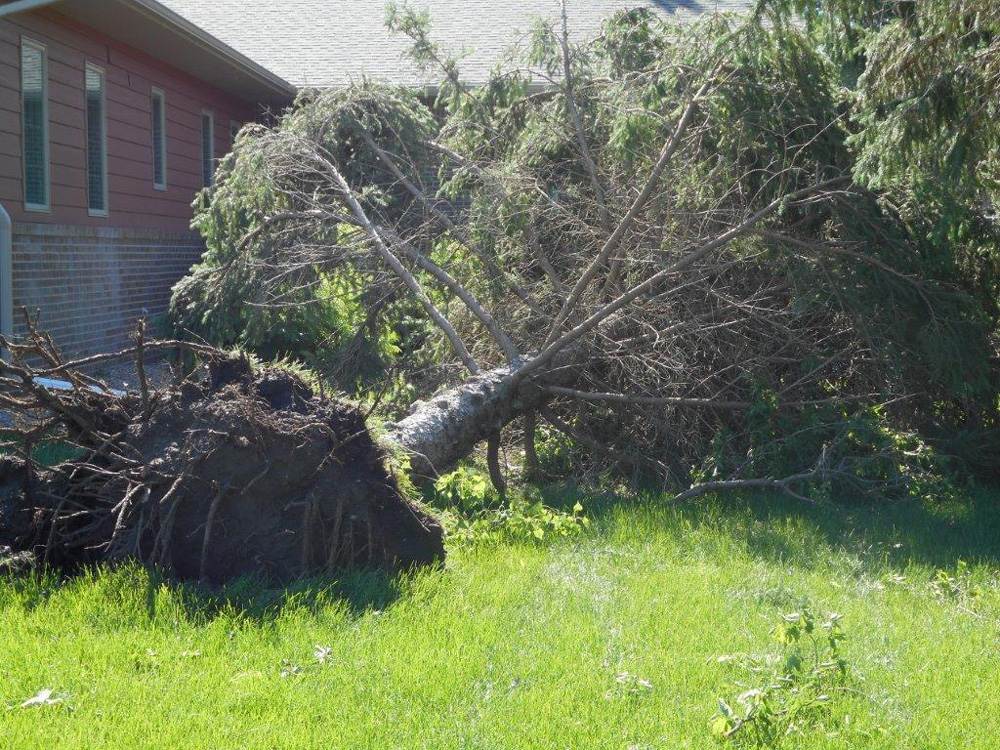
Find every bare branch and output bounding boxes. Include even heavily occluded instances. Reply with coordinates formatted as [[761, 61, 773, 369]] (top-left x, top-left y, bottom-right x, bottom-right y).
[[358, 127, 547, 331], [560, 0, 611, 232], [667, 475, 817, 504], [524, 176, 852, 376], [324, 158, 482, 375], [546, 386, 877, 410], [377, 224, 521, 362], [543, 79, 712, 346]]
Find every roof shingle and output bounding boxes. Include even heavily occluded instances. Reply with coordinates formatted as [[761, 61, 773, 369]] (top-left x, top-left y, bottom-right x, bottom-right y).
[[159, 0, 751, 89]]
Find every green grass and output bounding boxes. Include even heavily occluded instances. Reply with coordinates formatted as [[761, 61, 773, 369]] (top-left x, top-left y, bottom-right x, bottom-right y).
[[3, 487, 1000, 748]]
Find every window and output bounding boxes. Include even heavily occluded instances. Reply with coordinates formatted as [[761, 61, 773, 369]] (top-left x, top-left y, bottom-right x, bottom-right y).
[[20, 38, 49, 211], [151, 87, 167, 190], [85, 64, 107, 216], [200, 110, 214, 187], [230, 119, 240, 143]]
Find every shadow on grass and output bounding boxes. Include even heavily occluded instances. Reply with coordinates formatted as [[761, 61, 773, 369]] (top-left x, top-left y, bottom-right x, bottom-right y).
[[6, 481, 998, 620], [0, 559, 414, 624], [535, 480, 1000, 571], [150, 565, 415, 623]]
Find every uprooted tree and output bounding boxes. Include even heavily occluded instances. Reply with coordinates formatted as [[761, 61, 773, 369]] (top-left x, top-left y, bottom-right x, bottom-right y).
[[2, 5, 996, 581], [174, 5, 995, 489]]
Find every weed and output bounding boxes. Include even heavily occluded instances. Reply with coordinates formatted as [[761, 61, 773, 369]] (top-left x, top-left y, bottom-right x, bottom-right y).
[[606, 671, 654, 700], [711, 608, 847, 746], [929, 560, 980, 604], [429, 467, 590, 543]]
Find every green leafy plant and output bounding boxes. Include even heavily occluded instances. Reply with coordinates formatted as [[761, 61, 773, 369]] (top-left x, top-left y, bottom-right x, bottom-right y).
[[431, 465, 494, 511], [711, 608, 847, 746], [533, 424, 571, 477], [429, 468, 590, 544], [929, 560, 984, 615], [447, 494, 589, 544]]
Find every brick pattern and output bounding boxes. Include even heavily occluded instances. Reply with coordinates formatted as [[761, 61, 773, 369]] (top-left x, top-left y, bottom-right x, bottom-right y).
[[11, 222, 203, 358]]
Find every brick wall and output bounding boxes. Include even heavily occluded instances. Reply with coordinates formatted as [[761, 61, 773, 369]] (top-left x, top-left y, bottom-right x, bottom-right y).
[[11, 221, 202, 358]]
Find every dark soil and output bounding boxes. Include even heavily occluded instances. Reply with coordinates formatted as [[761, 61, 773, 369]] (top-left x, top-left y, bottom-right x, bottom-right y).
[[0, 356, 445, 583]]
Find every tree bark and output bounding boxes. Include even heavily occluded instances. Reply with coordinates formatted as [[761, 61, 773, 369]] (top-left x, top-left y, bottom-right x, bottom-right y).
[[486, 432, 506, 495], [384, 358, 573, 483]]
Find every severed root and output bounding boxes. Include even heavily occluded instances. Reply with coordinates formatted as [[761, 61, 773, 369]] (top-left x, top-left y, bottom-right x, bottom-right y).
[[0, 317, 445, 583]]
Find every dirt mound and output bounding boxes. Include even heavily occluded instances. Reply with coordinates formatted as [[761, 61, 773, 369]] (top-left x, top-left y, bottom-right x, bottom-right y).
[[0, 349, 444, 583]]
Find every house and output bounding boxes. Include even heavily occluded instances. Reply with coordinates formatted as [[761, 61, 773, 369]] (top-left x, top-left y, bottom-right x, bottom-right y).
[[0, 0, 746, 359], [0, 0, 294, 359]]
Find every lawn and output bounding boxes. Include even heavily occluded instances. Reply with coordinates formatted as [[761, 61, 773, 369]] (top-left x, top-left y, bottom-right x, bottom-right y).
[[2, 487, 1000, 749]]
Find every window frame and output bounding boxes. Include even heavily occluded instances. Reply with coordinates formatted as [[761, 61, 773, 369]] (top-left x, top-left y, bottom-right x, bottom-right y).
[[84, 62, 109, 217], [200, 109, 215, 188], [20, 36, 50, 213], [151, 86, 167, 191]]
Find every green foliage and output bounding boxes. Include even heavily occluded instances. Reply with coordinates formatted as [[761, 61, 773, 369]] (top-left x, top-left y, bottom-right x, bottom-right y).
[[428, 466, 589, 544], [711, 608, 847, 745], [695, 400, 962, 502], [451, 6, 996, 446], [533, 422, 580, 478], [384, 0, 463, 105], [431, 465, 493, 511], [763, 0, 1000, 398], [171, 82, 439, 395], [765, 0, 1000, 196]]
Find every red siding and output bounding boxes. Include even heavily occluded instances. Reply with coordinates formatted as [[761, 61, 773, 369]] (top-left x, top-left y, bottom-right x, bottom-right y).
[[0, 9, 258, 230]]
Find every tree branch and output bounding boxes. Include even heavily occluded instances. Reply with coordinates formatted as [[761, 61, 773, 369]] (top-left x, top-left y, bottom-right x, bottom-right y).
[[376, 224, 521, 362], [560, 0, 611, 232], [667, 474, 817, 504], [359, 128, 549, 321], [324, 159, 481, 375], [523, 176, 852, 377], [543, 79, 711, 346], [545, 386, 876, 410]]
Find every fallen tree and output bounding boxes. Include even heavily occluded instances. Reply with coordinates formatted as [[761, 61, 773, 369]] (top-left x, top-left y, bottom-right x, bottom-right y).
[[172, 5, 992, 498], [3, 7, 988, 580]]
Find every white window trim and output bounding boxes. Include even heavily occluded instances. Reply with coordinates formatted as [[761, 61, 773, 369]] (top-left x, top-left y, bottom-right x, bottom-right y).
[[21, 36, 50, 214], [151, 86, 168, 191], [85, 62, 109, 218], [201, 109, 215, 188]]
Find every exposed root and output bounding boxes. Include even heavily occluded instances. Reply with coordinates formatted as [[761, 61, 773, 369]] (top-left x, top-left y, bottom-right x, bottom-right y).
[[0, 315, 445, 583]]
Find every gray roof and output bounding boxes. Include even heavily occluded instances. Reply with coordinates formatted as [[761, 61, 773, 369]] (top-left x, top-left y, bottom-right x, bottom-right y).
[[159, 0, 751, 90]]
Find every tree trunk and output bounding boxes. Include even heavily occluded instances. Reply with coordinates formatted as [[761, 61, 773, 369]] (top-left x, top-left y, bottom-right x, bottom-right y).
[[385, 359, 570, 483], [486, 433, 506, 495]]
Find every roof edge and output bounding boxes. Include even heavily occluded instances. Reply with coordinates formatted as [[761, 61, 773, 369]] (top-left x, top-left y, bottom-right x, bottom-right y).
[[0, 0, 61, 16], [122, 0, 297, 100], [1, 0, 297, 101]]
